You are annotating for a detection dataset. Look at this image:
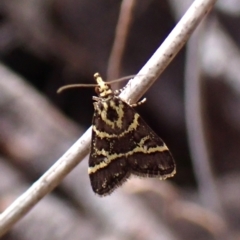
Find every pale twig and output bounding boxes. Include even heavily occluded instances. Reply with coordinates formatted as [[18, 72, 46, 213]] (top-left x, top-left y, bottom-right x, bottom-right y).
[[121, 0, 217, 103], [107, 0, 137, 80], [0, 0, 217, 236]]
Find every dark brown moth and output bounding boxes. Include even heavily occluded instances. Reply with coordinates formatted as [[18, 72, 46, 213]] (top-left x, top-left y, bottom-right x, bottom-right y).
[[88, 73, 176, 196]]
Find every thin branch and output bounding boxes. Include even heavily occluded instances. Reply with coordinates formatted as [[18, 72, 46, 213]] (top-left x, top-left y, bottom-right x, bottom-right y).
[[107, 0, 137, 80], [121, 0, 216, 103], [0, 0, 217, 236]]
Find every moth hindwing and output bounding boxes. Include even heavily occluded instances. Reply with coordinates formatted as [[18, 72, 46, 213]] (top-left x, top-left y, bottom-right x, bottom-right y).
[[88, 73, 176, 196]]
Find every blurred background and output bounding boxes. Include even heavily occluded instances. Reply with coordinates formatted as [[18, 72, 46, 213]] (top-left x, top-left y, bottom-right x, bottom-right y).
[[0, 0, 240, 239]]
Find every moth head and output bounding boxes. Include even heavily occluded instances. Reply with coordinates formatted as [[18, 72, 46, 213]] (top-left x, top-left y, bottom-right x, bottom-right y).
[[94, 73, 113, 98]]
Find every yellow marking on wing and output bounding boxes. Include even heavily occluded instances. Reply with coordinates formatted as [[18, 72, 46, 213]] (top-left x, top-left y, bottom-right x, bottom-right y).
[[95, 99, 125, 129], [102, 178, 107, 188], [98, 102, 114, 128], [159, 167, 176, 180], [93, 113, 139, 138], [109, 100, 124, 128], [88, 136, 169, 174]]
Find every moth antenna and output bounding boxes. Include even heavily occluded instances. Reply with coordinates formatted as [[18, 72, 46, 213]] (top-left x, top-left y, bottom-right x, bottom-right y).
[[106, 74, 154, 85], [106, 75, 136, 84], [57, 73, 147, 93], [57, 83, 98, 94]]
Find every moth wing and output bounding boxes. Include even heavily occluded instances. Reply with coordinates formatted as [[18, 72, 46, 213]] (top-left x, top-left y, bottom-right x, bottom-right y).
[[89, 155, 130, 196], [128, 114, 176, 179], [89, 97, 175, 196], [89, 104, 132, 196], [88, 97, 136, 196]]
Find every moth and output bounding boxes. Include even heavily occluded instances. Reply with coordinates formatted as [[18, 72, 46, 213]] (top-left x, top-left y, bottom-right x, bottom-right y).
[[58, 73, 176, 196]]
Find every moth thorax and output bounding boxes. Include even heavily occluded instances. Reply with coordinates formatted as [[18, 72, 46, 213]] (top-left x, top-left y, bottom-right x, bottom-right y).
[[94, 74, 113, 98]]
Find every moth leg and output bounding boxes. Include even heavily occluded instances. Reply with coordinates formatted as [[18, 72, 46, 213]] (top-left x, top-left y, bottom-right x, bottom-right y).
[[93, 96, 101, 101], [114, 84, 129, 95], [130, 98, 147, 107], [114, 89, 121, 95]]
